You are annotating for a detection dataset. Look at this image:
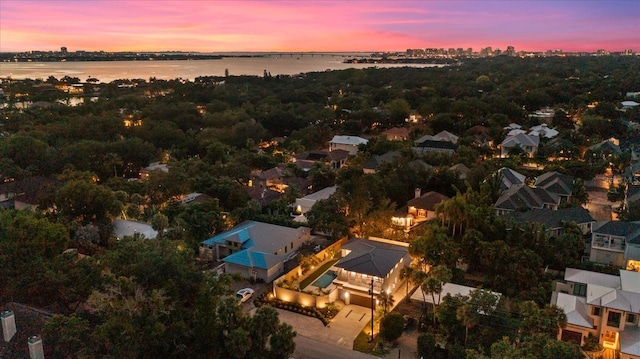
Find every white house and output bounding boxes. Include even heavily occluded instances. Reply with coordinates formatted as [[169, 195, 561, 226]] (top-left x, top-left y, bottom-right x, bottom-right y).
[[551, 268, 640, 359], [329, 136, 368, 155]]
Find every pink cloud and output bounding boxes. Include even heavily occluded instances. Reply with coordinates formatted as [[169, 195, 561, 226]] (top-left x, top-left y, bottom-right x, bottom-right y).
[[0, 0, 637, 52]]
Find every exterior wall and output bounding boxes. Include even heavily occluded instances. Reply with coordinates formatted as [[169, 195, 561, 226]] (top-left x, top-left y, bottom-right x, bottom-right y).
[[266, 262, 285, 283], [590, 248, 625, 267], [225, 262, 268, 281], [330, 143, 359, 156], [273, 285, 338, 308]]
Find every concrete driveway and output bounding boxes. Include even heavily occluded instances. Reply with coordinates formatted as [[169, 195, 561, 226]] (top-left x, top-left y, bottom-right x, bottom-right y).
[[272, 304, 371, 350]]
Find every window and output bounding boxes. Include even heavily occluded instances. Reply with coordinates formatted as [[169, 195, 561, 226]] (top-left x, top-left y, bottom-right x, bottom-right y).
[[607, 311, 621, 328], [573, 283, 587, 297], [592, 307, 602, 316], [627, 314, 637, 324], [290, 242, 293, 250]]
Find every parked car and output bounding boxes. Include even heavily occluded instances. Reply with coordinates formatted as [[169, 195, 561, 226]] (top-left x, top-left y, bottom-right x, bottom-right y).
[[236, 288, 254, 303]]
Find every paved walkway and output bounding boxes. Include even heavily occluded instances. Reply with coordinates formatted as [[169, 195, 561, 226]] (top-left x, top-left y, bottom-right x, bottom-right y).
[[292, 335, 379, 359], [275, 304, 370, 350]]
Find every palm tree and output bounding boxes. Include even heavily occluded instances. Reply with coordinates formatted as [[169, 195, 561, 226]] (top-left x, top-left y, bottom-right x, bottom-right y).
[[377, 291, 395, 316], [399, 266, 415, 303]]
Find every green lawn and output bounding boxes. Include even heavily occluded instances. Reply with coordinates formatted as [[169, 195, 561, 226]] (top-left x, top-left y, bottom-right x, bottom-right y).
[[299, 259, 338, 290]]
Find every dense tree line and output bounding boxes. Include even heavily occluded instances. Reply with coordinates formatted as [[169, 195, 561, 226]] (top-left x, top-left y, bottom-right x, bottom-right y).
[[1, 56, 638, 357]]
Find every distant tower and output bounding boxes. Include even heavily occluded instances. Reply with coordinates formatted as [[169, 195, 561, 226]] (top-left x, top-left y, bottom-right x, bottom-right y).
[[61, 47, 68, 54]]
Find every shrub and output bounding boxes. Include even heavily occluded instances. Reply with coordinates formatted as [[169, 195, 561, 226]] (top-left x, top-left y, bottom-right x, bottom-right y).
[[380, 312, 404, 343], [417, 332, 437, 358]]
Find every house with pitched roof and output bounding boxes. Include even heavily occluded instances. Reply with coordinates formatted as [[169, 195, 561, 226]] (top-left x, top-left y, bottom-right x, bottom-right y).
[[392, 190, 450, 231], [551, 268, 640, 359], [199, 221, 311, 282], [292, 186, 337, 223], [589, 221, 640, 270], [413, 131, 459, 156], [382, 127, 409, 141], [494, 167, 526, 191], [329, 135, 368, 155], [363, 151, 401, 174], [511, 207, 595, 237], [494, 184, 560, 216], [333, 237, 411, 308], [535, 171, 575, 203], [500, 133, 540, 158], [293, 149, 350, 171]]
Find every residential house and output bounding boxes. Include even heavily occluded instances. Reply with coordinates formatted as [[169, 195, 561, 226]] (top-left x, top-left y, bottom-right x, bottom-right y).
[[529, 123, 559, 139], [465, 125, 494, 149], [511, 207, 595, 237], [500, 133, 540, 158], [139, 161, 169, 180], [589, 221, 640, 270], [449, 163, 470, 181], [392, 190, 449, 231], [589, 138, 621, 159], [551, 268, 640, 359], [382, 127, 410, 141], [249, 167, 286, 192], [494, 184, 560, 216], [1, 303, 53, 358], [113, 219, 158, 240], [292, 186, 337, 223], [333, 237, 411, 308], [293, 149, 350, 171], [243, 186, 282, 207], [199, 221, 311, 282], [626, 185, 640, 208], [534, 171, 575, 203], [414, 130, 459, 145], [363, 151, 401, 174], [329, 135, 368, 156], [405, 113, 423, 123], [625, 163, 640, 185], [0, 176, 58, 211], [494, 167, 526, 191], [179, 192, 215, 205], [410, 283, 501, 309], [412, 140, 457, 156]]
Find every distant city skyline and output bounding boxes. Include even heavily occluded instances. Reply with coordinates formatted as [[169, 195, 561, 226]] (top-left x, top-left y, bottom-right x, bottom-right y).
[[1, 0, 638, 53]]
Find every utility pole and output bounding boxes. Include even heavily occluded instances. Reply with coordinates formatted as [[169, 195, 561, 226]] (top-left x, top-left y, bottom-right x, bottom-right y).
[[369, 278, 374, 342]]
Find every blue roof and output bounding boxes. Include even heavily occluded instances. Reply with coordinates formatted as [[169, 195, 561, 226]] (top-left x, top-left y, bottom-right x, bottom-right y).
[[223, 248, 279, 270], [201, 221, 255, 246]]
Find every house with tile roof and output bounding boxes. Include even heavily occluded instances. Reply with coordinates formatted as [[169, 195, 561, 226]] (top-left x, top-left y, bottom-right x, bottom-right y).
[[199, 221, 311, 282], [551, 268, 640, 358], [333, 237, 411, 308], [589, 221, 640, 270], [392, 190, 450, 231], [494, 184, 560, 216]]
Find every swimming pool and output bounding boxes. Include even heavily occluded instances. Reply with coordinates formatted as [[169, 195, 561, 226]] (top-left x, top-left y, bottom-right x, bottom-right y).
[[312, 270, 337, 288]]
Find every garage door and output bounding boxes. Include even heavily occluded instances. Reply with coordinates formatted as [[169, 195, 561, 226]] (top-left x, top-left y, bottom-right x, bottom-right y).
[[561, 329, 582, 344], [350, 294, 374, 308]]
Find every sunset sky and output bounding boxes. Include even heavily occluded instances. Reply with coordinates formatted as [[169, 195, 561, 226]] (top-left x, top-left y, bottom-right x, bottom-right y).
[[1, 0, 638, 53]]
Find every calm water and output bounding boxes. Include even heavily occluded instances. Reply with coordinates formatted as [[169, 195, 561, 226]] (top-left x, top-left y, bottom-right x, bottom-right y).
[[0, 56, 443, 82]]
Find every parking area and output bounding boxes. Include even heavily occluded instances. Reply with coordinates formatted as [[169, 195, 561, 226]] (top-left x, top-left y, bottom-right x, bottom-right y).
[[271, 304, 370, 350]]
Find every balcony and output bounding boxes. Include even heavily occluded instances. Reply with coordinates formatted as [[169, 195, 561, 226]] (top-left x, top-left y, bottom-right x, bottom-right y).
[[592, 239, 626, 252]]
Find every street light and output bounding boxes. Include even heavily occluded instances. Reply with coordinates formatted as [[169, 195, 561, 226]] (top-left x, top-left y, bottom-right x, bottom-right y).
[[369, 279, 374, 341]]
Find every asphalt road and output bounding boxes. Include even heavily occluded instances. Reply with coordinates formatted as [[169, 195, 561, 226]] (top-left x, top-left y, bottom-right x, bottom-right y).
[[291, 335, 379, 359]]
